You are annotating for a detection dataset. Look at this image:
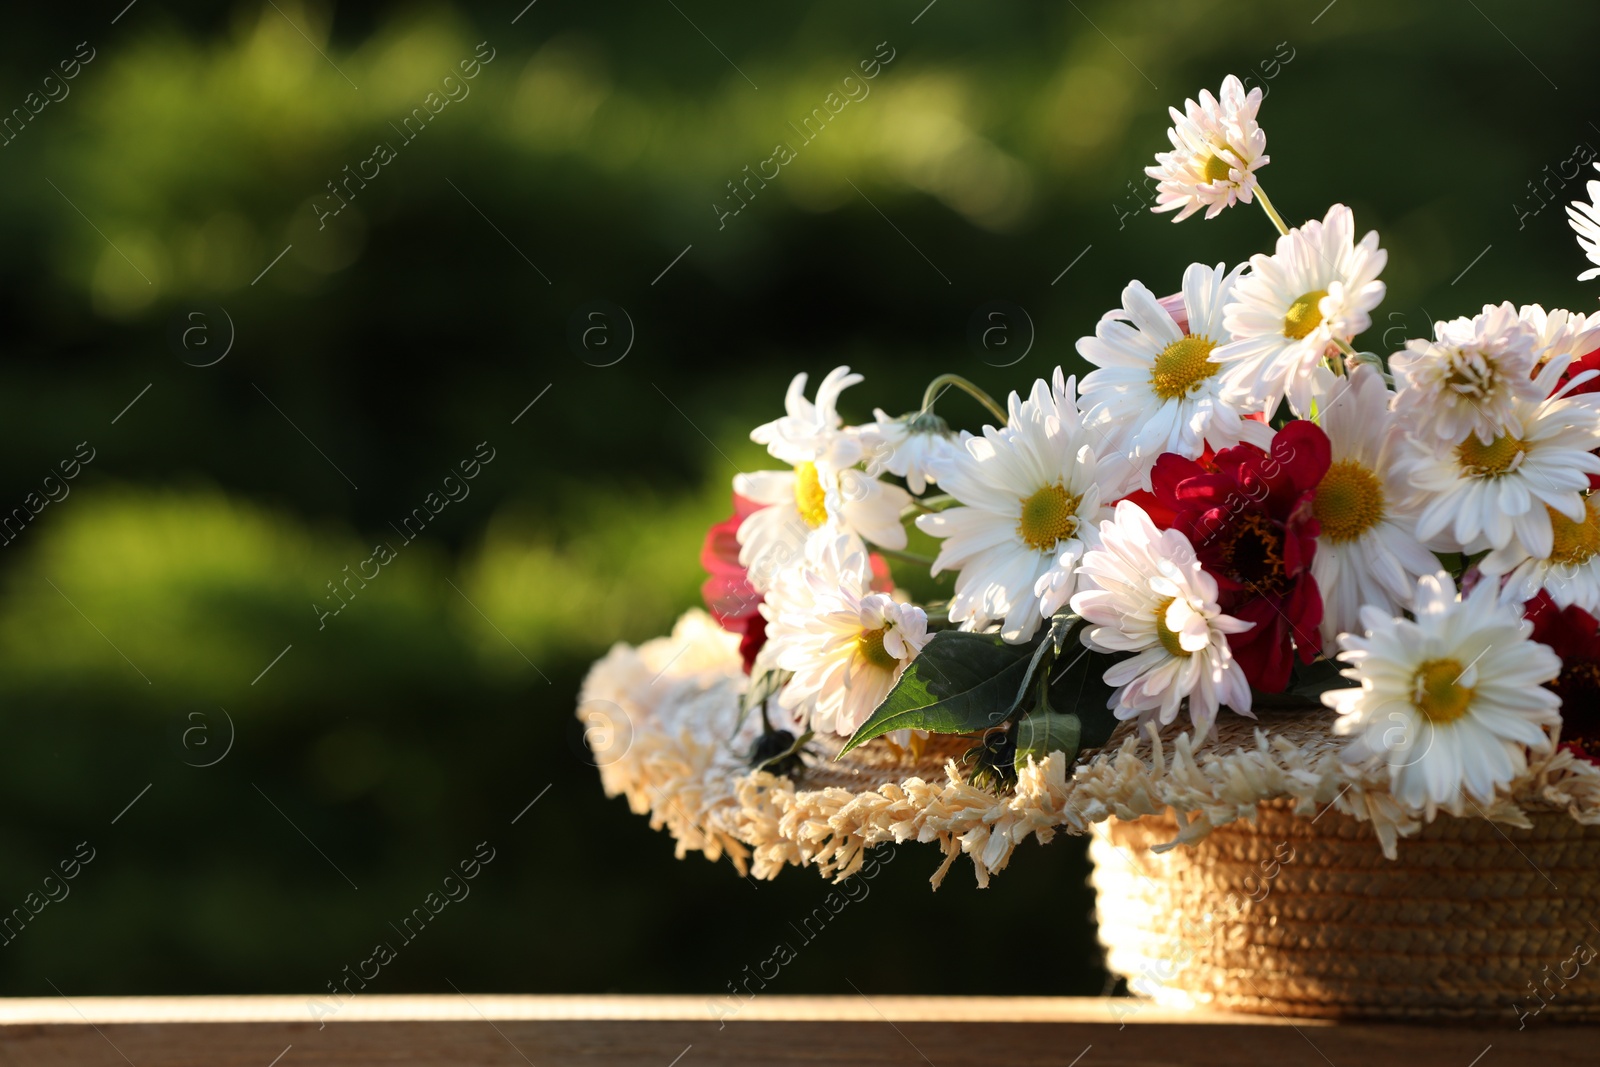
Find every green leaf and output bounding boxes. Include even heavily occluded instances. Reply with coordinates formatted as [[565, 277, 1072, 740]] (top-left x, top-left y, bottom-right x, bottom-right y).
[[752, 729, 812, 774], [733, 667, 791, 740], [1014, 709, 1082, 768], [1044, 642, 1122, 751], [837, 629, 1038, 757], [1287, 656, 1354, 703], [1005, 614, 1079, 721]]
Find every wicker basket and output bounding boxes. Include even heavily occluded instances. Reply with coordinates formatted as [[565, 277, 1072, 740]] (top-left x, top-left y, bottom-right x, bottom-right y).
[[1091, 798, 1600, 1021]]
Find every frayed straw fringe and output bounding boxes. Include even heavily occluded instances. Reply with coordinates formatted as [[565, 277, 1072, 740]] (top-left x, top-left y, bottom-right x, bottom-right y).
[[583, 610, 1600, 888]]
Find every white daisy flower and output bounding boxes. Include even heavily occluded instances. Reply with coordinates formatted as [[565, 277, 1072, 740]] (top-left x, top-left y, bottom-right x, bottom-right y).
[[1309, 364, 1440, 646], [1521, 303, 1600, 369], [1212, 203, 1388, 416], [918, 373, 1105, 644], [1324, 571, 1561, 817], [1077, 262, 1274, 475], [1069, 501, 1254, 738], [763, 534, 930, 738], [858, 409, 953, 495], [1567, 165, 1600, 281], [751, 365, 862, 467], [1397, 360, 1600, 556], [1390, 303, 1543, 445], [734, 368, 911, 592], [1050, 363, 1141, 500], [1145, 74, 1269, 223], [1480, 494, 1600, 613]]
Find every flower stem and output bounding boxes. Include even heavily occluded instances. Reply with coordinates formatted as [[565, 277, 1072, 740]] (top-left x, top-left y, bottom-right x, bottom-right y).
[[921, 374, 1008, 426], [1322, 337, 1362, 377], [900, 494, 958, 519], [1254, 184, 1290, 237]]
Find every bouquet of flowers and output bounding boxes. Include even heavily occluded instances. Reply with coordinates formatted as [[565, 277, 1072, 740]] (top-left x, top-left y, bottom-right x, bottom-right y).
[[694, 72, 1600, 823]]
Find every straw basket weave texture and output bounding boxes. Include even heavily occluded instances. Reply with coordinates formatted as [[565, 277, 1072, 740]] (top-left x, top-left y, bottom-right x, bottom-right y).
[[1092, 798, 1600, 1020]]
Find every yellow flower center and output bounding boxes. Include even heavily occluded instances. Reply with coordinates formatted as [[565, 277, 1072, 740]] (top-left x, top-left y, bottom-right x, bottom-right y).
[[1313, 460, 1385, 543], [1412, 658, 1474, 724], [1017, 483, 1081, 552], [1550, 498, 1600, 566], [1283, 289, 1329, 340], [856, 626, 900, 671], [1153, 597, 1191, 658], [1456, 434, 1526, 477], [1149, 334, 1221, 400], [794, 462, 828, 527], [1202, 153, 1233, 183]]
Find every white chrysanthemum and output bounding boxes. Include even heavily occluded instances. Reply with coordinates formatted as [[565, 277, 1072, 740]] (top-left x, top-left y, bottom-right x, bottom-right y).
[[1145, 75, 1268, 223], [1397, 360, 1600, 556], [1390, 303, 1543, 445], [858, 410, 952, 495], [1480, 495, 1600, 613], [763, 535, 929, 738], [1212, 204, 1387, 416], [752, 365, 862, 467], [1069, 501, 1253, 737], [1521, 303, 1600, 369], [734, 368, 911, 592], [1324, 572, 1561, 817], [1048, 366, 1138, 495], [919, 373, 1106, 644], [1309, 365, 1440, 645], [1567, 166, 1600, 281], [1077, 262, 1274, 474]]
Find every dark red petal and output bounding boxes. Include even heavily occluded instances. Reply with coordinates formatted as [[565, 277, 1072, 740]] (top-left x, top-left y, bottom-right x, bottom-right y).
[[1148, 452, 1208, 505], [1528, 595, 1600, 662], [738, 615, 768, 674], [1120, 489, 1175, 529], [1279, 511, 1321, 576], [1524, 589, 1561, 627], [1170, 470, 1244, 508], [1284, 574, 1324, 664], [1561, 349, 1600, 398], [1226, 599, 1295, 693], [1271, 420, 1333, 495]]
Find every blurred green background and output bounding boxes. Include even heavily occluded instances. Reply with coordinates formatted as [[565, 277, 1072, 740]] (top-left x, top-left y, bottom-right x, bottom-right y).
[[1, 0, 1596, 996]]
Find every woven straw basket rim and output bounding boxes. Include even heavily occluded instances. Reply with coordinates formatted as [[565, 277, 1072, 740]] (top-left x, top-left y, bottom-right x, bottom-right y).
[[581, 610, 1600, 888], [1092, 798, 1600, 1020]]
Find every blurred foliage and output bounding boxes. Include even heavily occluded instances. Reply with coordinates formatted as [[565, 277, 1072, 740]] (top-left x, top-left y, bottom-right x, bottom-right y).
[[0, 0, 1596, 997]]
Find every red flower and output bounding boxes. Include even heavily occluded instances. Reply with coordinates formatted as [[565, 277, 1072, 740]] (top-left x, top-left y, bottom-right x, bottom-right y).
[[1550, 347, 1600, 492], [1125, 420, 1330, 692], [701, 496, 761, 625], [701, 495, 766, 672], [733, 615, 768, 675], [1526, 591, 1600, 764], [1554, 346, 1600, 398], [701, 495, 893, 674]]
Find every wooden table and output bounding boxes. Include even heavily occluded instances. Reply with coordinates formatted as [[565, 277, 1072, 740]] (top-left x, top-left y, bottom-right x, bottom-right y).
[[0, 995, 1586, 1065]]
